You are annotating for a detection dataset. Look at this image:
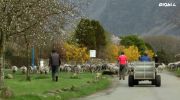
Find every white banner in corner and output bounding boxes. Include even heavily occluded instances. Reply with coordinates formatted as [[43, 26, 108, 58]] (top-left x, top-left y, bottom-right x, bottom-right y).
[[90, 50, 96, 57]]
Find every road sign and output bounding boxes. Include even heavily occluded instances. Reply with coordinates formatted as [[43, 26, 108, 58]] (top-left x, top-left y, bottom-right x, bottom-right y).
[[90, 50, 96, 57]]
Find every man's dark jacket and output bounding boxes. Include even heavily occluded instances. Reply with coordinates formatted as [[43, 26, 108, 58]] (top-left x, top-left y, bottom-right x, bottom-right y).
[[49, 52, 61, 66]]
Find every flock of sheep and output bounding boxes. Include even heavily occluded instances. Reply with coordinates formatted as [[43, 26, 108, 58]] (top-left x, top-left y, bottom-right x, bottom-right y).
[[12, 65, 49, 74], [11, 63, 119, 74], [167, 61, 180, 71], [11, 61, 180, 75]]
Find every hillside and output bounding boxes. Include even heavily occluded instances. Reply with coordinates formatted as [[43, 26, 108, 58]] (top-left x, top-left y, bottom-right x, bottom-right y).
[[86, 0, 180, 36]]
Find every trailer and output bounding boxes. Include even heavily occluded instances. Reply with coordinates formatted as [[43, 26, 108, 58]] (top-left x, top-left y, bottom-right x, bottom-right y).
[[128, 61, 161, 87]]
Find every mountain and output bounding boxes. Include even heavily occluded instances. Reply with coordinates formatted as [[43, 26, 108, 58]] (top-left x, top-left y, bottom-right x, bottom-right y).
[[85, 0, 180, 36]]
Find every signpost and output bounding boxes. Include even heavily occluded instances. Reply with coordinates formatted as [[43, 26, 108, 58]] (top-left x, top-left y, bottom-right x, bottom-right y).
[[90, 50, 96, 58], [32, 47, 35, 68], [89, 50, 96, 66]]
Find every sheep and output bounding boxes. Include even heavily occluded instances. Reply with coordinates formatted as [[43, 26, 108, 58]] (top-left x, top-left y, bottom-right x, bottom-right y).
[[83, 64, 91, 72], [107, 63, 116, 72], [80, 64, 86, 72], [90, 64, 96, 73], [39, 66, 44, 74], [63, 64, 72, 72], [102, 64, 108, 70], [38, 65, 50, 74], [95, 64, 103, 72], [168, 62, 179, 71], [39, 66, 46, 74], [74, 64, 81, 74], [59, 65, 65, 72], [66, 66, 72, 72], [20, 66, 27, 74], [127, 63, 135, 74], [12, 66, 18, 73], [111, 66, 119, 74], [157, 63, 166, 72], [31, 65, 37, 73], [44, 66, 50, 74]]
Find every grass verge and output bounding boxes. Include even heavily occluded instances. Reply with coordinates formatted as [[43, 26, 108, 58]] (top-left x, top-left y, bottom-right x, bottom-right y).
[[175, 70, 180, 77], [1, 71, 111, 100]]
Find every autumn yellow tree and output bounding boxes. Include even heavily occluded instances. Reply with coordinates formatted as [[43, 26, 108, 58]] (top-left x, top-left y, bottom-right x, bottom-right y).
[[145, 49, 154, 59], [104, 44, 119, 61], [123, 45, 140, 62], [64, 43, 89, 63]]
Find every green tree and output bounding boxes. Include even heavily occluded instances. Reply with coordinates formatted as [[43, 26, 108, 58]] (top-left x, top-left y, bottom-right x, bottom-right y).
[[145, 42, 154, 51], [91, 20, 107, 57], [157, 49, 168, 64], [120, 35, 146, 54], [157, 49, 175, 64], [75, 19, 96, 49], [75, 19, 107, 53], [74, 19, 108, 58]]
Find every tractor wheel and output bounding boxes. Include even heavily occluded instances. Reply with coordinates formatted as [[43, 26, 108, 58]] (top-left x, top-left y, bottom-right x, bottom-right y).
[[134, 80, 139, 85], [151, 79, 156, 85], [155, 75, 161, 87], [128, 75, 134, 87]]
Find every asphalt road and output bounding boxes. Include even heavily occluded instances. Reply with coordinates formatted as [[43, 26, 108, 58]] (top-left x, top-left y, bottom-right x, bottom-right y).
[[79, 72, 180, 100]]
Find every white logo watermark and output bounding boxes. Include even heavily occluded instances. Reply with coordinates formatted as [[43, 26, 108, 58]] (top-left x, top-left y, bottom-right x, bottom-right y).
[[159, 3, 176, 7]]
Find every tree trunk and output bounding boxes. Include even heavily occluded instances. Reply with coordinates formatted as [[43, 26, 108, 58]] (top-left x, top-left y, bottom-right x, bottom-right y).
[[24, 35, 31, 81], [0, 33, 6, 88], [26, 43, 31, 81]]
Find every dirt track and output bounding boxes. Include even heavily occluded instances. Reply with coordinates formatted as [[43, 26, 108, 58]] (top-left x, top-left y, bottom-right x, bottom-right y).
[[79, 72, 180, 100]]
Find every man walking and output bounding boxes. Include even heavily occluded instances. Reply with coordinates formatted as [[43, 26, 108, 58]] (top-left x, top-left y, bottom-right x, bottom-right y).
[[49, 49, 61, 82], [118, 52, 128, 80]]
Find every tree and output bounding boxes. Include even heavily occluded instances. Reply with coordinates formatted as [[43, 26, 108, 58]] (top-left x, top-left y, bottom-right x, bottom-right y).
[[91, 20, 107, 57], [74, 19, 107, 58], [145, 49, 154, 60], [120, 35, 146, 54], [0, 0, 80, 86], [64, 43, 89, 64], [157, 49, 169, 64], [145, 42, 154, 51], [105, 44, 119, 61], [75, 19, 96, 49], [123, 45, 140, 62]]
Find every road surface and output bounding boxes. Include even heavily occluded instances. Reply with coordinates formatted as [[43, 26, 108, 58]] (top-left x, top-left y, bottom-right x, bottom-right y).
[[79, 72, 180, 100]]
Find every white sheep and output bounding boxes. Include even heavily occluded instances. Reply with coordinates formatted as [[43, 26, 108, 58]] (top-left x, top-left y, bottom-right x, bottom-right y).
[[66, 66, 72, 72], [158, 63, 166, 72], [59, 65, 65, 72], [168, 63, 177, 70], [64, 64, 72, 72], [12, 66, 18, 73], [32, 65, 37, 73], [44, 66, 50, 74], [20, 66, 27, 74], [39, 66, 50, 74], [112, 66, 119, 74], [39, 66, 44, 74], [74, 65, 81, 74]]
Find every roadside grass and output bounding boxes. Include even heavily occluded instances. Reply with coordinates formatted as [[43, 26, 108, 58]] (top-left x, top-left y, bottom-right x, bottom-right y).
[[175, 70, 180, 77], [2, 70, 111, 100]]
